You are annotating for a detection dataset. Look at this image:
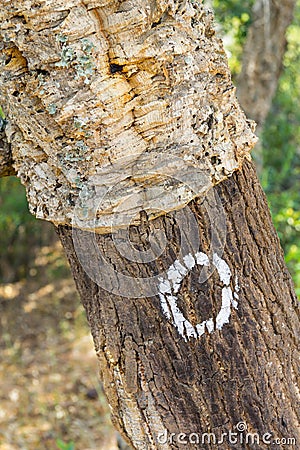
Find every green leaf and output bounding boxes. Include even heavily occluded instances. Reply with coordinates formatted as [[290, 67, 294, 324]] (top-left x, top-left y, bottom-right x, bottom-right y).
[[56, 439, 75, 450]]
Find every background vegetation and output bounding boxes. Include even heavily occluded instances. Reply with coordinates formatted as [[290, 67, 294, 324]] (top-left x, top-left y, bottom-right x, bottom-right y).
[[0, 1, 299, 448], [213, 0, 300, 296]]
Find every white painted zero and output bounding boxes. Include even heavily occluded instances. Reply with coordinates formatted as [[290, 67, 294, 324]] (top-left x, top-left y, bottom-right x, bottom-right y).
[[158, 252, 239, 341]]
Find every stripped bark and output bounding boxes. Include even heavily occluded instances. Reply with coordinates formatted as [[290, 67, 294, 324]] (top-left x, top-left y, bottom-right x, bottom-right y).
[[58, 159, 300, 449]]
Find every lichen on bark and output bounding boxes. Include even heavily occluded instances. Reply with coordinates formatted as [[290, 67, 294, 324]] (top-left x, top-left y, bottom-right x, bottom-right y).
[[0, 0, 257, 232]]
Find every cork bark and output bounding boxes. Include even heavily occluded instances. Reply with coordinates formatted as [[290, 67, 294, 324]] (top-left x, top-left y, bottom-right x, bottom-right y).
[[58, 159, 300, 449], [0, 129, 15, 177], [0, 0, 256, 231]]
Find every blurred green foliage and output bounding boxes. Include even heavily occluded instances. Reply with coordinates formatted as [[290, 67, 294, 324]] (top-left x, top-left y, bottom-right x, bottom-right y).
[[56, 439, 75, 450], [0, 177, 35, 281], [213, 0, 300, 296], [212, 0, 254, 76], [261, 2, 300, 296], [0, 177, 55, 282]]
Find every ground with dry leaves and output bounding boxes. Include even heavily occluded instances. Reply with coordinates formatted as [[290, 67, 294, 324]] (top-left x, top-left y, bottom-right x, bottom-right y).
[[0, 240, 121, 450]]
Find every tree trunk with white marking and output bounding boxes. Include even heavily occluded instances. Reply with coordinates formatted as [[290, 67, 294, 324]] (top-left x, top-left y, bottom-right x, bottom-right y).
[[58, 159, 300, 449], [0, 1, 299, 449]]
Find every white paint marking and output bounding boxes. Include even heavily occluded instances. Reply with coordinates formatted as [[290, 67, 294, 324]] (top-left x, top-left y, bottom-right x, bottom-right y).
[[232, 297, 239, 309], [166, 260, 188, 294], [158, 277, 172, 294], [196, 322, 206, 337], [184, 321, 198, 340], [195, 251, 209, 266], [167, 264, 182, 284], [173, 260, 188, 276], [206, 318, 214, 334], [158, 293, 171, 320], [157, 252, 240, 340], [216, 286, 233, 330], [167, 295, 197, 341], [168, 295, 186, 338], [213, 253, 231, 285]]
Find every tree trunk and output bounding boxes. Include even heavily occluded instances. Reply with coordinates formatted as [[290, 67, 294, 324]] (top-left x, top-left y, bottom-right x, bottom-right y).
[[57, 158, 300, 449], [1, 1, 299, 449], [237, 0, 296, 130]]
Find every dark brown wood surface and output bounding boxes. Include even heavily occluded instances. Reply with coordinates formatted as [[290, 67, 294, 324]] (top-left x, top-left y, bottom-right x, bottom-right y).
[[58, 159, 300, 449]]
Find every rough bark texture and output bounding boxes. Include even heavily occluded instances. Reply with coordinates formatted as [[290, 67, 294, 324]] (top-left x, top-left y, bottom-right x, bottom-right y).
[[237, 0, 296, 130], [58, 159, 300, 449], [0, 0, 256, 230], [0, 129, 15, 177]]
